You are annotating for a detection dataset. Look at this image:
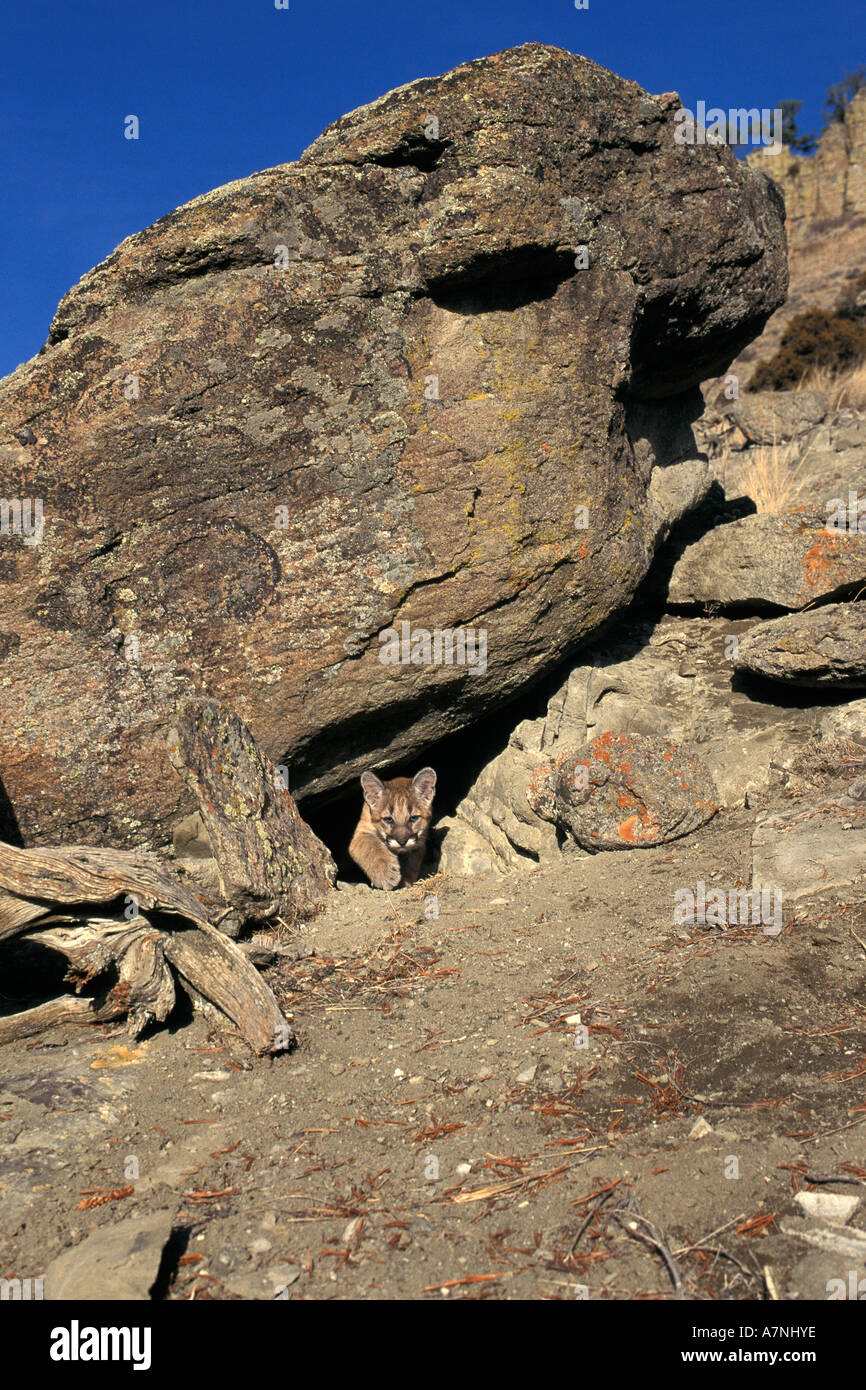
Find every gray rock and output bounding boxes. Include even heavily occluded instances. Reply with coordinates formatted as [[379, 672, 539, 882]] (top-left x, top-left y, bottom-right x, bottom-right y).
[[437, 818, 501, 876], [172, 811, 212, 858], [820, 698, 866, 744], [43, 1211, 175, 1300], [693, 390, 828, 460], [648, 458, 713, 546], [794, 1192, 860, 1224], [729, 389, 828, 444], [668, 514, 866, 611], [780, 1223, 866, 1261], [734, 603, 866, 687], [752, 804, 865, 900]]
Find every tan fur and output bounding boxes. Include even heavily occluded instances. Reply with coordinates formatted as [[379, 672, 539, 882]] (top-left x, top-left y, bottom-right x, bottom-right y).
[[349, 768, 436, 890]]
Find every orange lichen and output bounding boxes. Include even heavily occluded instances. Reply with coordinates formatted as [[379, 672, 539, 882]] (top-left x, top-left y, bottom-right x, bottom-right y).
[[798, 531, 855, 602], [617, 810, 661, 844]]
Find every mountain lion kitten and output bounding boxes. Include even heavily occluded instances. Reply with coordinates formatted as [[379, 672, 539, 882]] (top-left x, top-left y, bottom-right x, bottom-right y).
[[349, 767, 436, 889]]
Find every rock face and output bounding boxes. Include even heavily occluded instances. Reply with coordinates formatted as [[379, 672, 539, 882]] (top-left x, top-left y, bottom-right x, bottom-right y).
[[734, 603, 866, 687], [667, 514, 866, 610], [714, 94, 866, 390], [0, 43, 786, 848], [526, 733, 718, 851]]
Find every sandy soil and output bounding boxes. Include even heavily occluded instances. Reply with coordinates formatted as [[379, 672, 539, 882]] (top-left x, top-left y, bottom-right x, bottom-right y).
[[2, 800, 864, 1301]]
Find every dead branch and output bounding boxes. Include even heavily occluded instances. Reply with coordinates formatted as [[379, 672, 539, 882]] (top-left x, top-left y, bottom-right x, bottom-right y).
[[0, 842, 291, 1055], [166, 698, 336, 933]]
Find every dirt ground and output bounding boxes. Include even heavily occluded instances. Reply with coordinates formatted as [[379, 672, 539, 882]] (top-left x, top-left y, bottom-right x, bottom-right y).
[[2, 801, 864, 1301]]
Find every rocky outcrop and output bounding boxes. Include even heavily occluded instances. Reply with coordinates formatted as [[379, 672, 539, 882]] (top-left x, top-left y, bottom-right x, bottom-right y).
[[746, 90, 866, 235], [667, 514, 866, 610], [713, 92, 866, 386], [437, 611, 854, 875], [734, 603, 866, 686], [0, 44, 786, 848], [697, 393, 866, 522]]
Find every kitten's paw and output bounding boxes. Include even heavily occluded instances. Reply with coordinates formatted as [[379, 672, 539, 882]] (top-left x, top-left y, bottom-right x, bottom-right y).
[[370, 856, 401, 891]]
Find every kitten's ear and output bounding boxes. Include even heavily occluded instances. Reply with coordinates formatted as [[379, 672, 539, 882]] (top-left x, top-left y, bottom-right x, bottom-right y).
[[361, 770, 387, 809], [411, 767, 437, 806]]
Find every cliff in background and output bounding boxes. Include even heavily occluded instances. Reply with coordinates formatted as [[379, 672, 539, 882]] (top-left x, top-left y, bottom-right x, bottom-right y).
[[717, 91, 866, 386], [747, 89, 866, 239]]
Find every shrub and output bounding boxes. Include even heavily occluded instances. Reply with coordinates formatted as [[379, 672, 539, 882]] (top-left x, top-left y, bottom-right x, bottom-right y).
[[748, 308, 866, 391]]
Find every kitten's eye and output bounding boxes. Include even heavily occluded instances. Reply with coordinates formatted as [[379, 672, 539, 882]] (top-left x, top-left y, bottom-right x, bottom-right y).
[[410, 816, 420, 825], [382, 816, 393, 826]]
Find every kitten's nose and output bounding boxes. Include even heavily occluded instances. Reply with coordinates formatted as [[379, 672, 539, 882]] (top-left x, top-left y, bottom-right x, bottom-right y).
[[390, 827, 417, 848]]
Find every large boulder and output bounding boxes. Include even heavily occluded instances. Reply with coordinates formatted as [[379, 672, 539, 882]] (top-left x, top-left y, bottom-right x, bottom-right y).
[[526, 733, 718, 851], [728, 389, 828, 444], [695, 389, 829, 457], [0, 43, 786, 848], [820, 698, 866, 744]]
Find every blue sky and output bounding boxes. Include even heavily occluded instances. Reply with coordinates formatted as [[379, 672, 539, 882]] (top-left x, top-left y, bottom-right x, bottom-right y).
[[0, 0, 862, 376]]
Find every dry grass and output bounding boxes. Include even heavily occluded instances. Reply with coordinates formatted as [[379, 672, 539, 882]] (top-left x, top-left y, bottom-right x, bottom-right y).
[[736, 432, 812, 513], [796, 359, 866, 411]]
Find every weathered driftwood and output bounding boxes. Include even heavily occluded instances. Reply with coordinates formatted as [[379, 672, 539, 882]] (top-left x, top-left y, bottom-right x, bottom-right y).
[[0, 842, 291, 1054], [0, 841, 211, 939], [0, 917, 174, 1044], [166, 698, 336, 932]]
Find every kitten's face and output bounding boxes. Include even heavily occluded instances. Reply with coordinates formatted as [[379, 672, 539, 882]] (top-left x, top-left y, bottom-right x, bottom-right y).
[[360, 768, 436, 855]]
